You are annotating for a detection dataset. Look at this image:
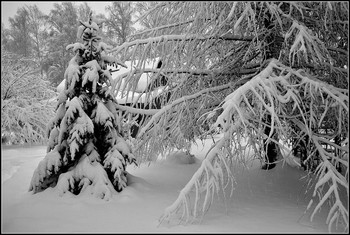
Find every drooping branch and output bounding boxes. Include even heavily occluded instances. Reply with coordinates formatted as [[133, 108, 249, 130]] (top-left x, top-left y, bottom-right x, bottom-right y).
[[308, 135, 349, 232], [159, 130, 235, 224], [157, 59, 348, 231]]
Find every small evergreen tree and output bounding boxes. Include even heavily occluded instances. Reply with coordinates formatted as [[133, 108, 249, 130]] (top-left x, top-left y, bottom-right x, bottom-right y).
[[29, 13, 136, 200]]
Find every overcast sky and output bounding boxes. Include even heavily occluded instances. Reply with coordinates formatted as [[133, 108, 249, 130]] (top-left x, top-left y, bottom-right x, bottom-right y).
[[1, 1, 113, 28]]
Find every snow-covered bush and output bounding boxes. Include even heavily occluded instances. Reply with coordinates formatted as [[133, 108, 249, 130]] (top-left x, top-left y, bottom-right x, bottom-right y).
[[29, 13, 136, 200], [1, 50, 56, 144]]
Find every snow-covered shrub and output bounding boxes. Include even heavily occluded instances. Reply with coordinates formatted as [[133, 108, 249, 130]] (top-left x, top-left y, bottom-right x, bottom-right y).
[[29, 13, 136, 200], [1, 50, 56, 144]]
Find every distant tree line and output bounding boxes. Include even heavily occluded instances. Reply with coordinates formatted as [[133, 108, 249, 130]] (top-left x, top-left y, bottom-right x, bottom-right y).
[[1, 1, 137, 86]]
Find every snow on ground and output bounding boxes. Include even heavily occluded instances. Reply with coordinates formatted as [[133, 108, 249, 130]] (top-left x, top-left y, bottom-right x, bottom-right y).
[[1, 137, 345, 233]]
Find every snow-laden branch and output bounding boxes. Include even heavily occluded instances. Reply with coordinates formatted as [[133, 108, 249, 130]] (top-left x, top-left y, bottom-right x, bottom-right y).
[[130, 19, 195, 38], [307, 135, 349, 232], [159, 130, 235, 224], [286, 20, 329, 65], [134, 2, 167, 25], [134, 67, 258, 76], [136, 78, 251, 140], [110, 34, 254, 54]]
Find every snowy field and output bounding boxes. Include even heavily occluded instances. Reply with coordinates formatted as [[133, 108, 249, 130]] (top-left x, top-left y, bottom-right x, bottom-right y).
[[1, 137, 345, 233]]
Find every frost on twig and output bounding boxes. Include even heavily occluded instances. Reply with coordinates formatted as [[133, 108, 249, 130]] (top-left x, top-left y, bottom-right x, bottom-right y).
[[158, 59, 348, 231]]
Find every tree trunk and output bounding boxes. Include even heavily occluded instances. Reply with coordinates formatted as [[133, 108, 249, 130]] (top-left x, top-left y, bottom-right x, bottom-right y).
[[261, 114, 278, 170], [260, 6, 284, 170]]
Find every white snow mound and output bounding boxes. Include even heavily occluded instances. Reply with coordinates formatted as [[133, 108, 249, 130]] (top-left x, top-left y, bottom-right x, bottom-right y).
[[165, 150, 196, 164]]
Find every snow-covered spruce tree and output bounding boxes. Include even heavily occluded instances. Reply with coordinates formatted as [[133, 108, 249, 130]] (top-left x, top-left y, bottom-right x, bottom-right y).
[[107, 2, 348, 232], [29, 13, 136, 200]]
